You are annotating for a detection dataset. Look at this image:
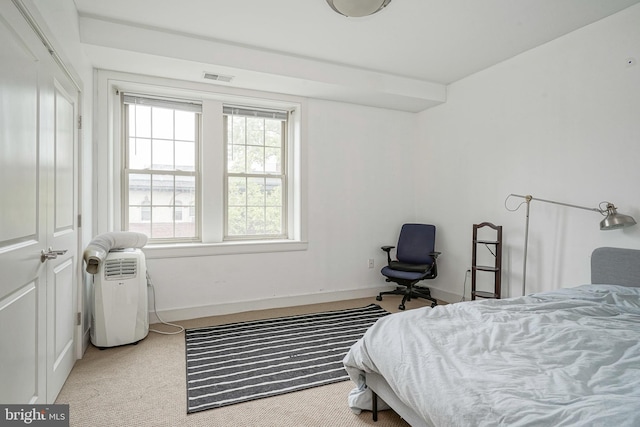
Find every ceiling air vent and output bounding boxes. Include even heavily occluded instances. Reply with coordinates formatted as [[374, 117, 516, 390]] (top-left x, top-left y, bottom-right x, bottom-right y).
[[203, 72, 234, 83]]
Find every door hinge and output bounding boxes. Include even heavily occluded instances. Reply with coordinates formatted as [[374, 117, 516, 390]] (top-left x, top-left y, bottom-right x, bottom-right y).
[[77, 115, 82, 130], [76, 312, 81, 326], [77, 214, 82, 228]]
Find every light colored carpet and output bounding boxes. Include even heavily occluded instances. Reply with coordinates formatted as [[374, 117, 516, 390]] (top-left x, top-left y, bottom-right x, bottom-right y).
[[56, 295, 436, 426]]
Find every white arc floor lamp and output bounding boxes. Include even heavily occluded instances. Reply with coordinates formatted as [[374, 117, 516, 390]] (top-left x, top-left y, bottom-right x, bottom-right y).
[[506, 194, 637, 296]]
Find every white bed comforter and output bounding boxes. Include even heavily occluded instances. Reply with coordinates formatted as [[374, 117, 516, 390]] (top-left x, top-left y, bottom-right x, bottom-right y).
[[343, 285, 640, 427]]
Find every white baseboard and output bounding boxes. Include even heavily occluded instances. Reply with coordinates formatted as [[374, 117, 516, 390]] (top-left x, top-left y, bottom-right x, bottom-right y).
[[429, 287, 461, 304], [148, 286, 392, 323], [82, 326, 91, 351], [77, 325, 91, 359]]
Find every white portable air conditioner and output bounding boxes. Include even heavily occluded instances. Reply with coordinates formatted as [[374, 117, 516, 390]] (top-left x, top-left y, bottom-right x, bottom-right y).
[[91, 248, 149, 348]]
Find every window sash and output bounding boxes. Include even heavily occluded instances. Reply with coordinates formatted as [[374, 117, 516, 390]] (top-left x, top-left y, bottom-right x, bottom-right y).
[[123, 96, 201, 243], [223, 106, 288, 240], [124, 170, 200, 242]]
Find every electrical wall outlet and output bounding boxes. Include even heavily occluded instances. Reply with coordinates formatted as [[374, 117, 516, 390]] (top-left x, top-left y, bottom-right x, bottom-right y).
[[368, 258, 375, 269]]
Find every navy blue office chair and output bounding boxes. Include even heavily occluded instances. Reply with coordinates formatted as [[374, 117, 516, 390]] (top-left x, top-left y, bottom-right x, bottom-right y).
[[376, 224, 440, 310]]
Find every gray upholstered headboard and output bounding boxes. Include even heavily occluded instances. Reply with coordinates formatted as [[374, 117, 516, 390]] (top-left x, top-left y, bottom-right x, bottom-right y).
[[591, 247, 640, 287]]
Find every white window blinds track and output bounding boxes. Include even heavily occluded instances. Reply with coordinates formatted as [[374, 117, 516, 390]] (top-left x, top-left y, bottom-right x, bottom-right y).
[[123, 94, 202, 113], [223, 105, 288, 121]]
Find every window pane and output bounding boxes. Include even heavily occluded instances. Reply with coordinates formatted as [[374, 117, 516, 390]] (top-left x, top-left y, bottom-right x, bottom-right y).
[[228, 177, 246, 206], [265, 207, 282, 234], [265, 120, 281, 147], [247, 207, 265, 234], [175, 110, 195, 141], [128, 206, 151, 235], [174, 201, 183, 221], [152, 107, 174, 139], [152, 139, 174, 170], [228, 145, 246, 173], [175, 140, 195, 171], [128, 174, 151, 206], [176, 176, 195, 231], [247, 146, 265, 173], [265, 147, 281, 173], [247, 177, 265, 206], [232, 116, 245, 145], [124, 96, 200, 242], [129, 137, 151, 169], [152, 174, 174, 205], [132, 105, 151, 138], [265, 178, 282, 207], [151, 206, 174, 238], [246, 117, 264, 146], [175, 218, 195, 238], [228, 207, 246, 235], [176, 176, 195, 203], [223, 107, 287, 239]]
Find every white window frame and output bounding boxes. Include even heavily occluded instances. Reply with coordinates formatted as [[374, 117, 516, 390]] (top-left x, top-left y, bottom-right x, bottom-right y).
[[122, 93, 202, 243], [94, 70, 307, 258], [223, 105, 289, 240]]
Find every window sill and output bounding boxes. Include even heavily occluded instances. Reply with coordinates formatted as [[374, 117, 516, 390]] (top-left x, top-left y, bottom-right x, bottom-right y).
[[141, 239, 308, 259]]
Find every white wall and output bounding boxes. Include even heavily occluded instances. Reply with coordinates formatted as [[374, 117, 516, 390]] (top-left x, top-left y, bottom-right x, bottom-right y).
[[145, 99, 418, 319], [30, 1, 640, 319], [32, 1, 421, 321], [416, 4, 640, 300]]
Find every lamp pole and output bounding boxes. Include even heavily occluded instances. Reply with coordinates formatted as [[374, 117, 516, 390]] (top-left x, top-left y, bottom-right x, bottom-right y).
[[506, 194, 636, 296], [521, 195, 531, 297]]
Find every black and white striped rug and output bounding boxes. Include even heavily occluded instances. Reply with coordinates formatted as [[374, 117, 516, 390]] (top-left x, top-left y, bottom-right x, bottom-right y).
[[185, 304, 388, 413]]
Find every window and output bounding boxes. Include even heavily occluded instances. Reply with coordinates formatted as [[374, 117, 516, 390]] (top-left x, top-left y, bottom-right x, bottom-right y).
[[101, 70, 306, 254], [224, 106, 288, 239], [123, 95, 200, 242]]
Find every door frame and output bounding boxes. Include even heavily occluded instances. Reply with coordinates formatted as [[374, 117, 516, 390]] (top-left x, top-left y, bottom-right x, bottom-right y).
[[11, 0, 87, 398]]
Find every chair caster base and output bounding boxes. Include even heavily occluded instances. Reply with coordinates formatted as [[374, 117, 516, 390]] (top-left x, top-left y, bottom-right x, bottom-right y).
[[376, 295, 382, 301], [398, 304, 405, 310]]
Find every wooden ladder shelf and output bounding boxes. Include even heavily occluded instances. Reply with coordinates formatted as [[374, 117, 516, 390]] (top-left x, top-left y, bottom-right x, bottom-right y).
[[471, 222, 503, 300]]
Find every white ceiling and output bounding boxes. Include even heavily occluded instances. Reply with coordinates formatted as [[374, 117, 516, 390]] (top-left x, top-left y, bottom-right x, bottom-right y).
[[69, 0, 640, 111]]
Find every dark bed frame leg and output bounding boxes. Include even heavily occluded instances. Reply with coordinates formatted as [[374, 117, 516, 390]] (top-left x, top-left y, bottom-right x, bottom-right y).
[[372, 389, 378, 422]]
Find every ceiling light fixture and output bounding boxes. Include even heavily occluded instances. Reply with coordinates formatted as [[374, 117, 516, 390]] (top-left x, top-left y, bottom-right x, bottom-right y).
[[326, 0, 392, 17]]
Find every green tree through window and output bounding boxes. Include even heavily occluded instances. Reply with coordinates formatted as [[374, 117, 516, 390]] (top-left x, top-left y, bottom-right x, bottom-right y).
[[224, 106, 287, 238]]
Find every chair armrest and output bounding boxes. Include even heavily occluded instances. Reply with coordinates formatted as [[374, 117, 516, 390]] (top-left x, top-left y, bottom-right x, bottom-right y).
[[430, 251, 441, 259], [381, 246, 395, 265]]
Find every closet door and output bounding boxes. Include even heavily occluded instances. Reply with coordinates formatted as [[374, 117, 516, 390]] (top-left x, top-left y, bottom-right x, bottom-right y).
[[45, 74, 79, 402], [0, 0, 79, 403], [0, 1, 48, 403]]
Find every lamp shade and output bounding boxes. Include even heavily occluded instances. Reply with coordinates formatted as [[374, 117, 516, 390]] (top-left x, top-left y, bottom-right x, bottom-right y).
[[600, 205, 637, 230], [326, 0, 391, 17]]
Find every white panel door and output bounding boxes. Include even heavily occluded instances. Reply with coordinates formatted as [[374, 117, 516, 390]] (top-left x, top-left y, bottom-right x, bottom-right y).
[[0, 1, 48, 404], [0, 0, 79, 403], [46, 79, 79, 400]]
